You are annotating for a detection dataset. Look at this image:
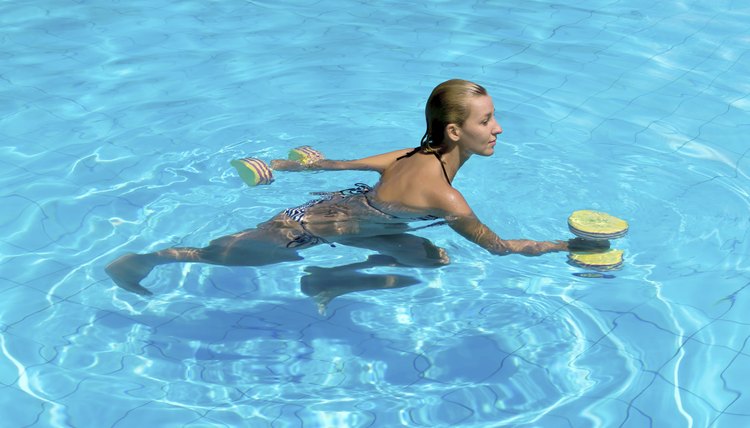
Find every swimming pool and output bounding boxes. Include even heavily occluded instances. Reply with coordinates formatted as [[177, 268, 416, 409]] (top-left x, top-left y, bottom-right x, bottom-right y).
[[2, 0, 749, 426]]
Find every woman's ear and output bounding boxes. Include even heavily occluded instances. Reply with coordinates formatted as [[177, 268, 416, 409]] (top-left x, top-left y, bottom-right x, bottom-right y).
[[445, 123, 461, 142]]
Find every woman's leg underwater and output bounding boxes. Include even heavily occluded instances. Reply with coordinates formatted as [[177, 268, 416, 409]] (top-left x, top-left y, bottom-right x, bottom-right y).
[[297, 233, 449, 314], [336, 233, 450, 267], [105, 228, 303, 296], [300, 254, 421, 315]]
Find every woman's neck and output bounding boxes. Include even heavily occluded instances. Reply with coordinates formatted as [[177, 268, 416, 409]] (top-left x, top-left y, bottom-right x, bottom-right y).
[[439, 144, 471, 182]]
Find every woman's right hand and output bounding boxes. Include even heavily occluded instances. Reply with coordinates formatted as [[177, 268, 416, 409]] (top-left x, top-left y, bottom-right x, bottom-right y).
[[270, 159, 306, 171]]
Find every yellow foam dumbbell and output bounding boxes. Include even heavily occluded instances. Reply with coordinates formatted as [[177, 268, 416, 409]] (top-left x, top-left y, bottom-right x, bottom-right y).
[[288, 146, 324, 165], [230, 157, 274, 186]]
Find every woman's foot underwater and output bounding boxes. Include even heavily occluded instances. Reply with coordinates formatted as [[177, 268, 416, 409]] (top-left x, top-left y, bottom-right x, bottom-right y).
[[105, 253, 158, 296]]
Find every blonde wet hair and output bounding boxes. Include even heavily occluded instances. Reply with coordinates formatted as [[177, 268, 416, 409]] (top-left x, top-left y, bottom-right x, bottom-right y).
[[421, 79, 488, 153]]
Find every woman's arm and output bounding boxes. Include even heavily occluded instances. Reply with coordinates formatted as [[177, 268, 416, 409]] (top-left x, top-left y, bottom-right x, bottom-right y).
[[448, 214, 568, 256], [271, 148, 414, 173], [436, 188, 568, 256]]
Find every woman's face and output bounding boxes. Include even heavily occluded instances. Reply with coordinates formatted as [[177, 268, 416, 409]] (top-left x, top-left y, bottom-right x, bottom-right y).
[[456, 95, 503, 157]]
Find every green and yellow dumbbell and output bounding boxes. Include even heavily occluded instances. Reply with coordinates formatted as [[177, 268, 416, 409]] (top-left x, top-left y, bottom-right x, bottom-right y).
[[230, 146, 325, 186]]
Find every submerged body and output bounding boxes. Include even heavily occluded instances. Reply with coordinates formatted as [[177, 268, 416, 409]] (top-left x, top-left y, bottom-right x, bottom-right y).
[[105, 150, 459, 294], [278, 182, 444, 247]]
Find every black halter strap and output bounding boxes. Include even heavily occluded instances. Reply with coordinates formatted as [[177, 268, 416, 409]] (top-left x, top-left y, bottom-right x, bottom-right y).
[[396, 148, 451, 185]]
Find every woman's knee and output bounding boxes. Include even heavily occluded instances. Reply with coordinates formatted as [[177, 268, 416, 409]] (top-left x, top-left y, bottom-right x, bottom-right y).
[[389, 245, 450, 268], [422, 241, 450, 265]]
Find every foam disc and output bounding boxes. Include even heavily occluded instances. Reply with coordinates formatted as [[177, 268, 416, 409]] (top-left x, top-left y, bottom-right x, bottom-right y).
[[568, 210, 628, 240], [288, 146, 324, 165], [230, 157, 274, 186], [568, 249, 624, 271]]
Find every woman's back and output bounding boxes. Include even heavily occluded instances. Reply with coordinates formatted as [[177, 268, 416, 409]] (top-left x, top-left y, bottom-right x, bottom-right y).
[[370, 151, 453, 216]]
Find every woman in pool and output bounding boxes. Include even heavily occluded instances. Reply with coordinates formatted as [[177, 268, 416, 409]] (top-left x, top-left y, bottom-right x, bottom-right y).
[[106, 79, 593, 296]]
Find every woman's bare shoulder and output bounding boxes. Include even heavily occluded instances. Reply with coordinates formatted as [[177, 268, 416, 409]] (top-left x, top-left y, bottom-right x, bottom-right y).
[[354, 148, 416, 173], [426, 185, 474, 217]]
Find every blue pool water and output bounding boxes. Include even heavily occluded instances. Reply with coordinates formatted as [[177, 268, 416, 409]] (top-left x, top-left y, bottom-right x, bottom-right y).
[[2, 0, 749, 426]]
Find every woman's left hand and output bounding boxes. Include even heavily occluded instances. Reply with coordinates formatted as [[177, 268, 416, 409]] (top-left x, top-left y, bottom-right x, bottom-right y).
[[566, 237, 611, 252]]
